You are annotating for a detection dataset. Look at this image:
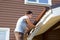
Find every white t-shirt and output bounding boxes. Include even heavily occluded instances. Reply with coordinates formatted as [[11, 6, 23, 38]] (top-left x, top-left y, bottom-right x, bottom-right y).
[[14, 15, 29, 33]]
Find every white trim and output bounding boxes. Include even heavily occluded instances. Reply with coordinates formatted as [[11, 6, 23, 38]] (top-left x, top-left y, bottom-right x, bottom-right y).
[[48, 0, 52, 6], [24, 0, 37, 4], [0, 27, 10, 40]]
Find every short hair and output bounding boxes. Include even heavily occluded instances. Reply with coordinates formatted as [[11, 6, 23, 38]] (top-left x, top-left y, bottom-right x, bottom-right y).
[[26, 11, 33, 14]]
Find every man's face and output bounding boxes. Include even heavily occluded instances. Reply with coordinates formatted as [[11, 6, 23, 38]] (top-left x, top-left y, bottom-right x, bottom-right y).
[[28, 14, 33, 18]]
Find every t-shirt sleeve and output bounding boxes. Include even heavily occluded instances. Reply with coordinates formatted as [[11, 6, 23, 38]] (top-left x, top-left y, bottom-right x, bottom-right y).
[[24, 16, 29, 19]]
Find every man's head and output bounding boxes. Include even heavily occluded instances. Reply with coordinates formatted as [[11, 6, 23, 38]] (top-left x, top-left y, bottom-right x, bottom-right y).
[[25, 11, 33, 18]]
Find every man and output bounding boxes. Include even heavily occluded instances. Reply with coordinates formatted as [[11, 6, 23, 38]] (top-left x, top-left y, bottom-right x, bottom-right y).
[[14, 11, 35, 40]]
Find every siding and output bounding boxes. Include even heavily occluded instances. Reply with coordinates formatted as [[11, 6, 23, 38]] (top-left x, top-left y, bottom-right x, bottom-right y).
[[0, 0, 45, 40], [53, 0, 60, 5], [0, 0, 60, 40]]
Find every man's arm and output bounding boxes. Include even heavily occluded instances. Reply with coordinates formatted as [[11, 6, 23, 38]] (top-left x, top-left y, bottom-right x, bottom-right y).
[[26, 18, 35, 29]]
